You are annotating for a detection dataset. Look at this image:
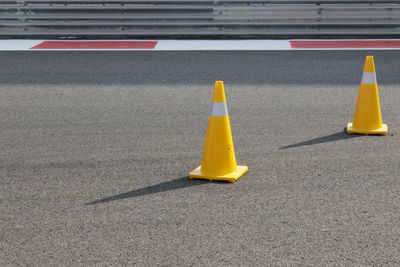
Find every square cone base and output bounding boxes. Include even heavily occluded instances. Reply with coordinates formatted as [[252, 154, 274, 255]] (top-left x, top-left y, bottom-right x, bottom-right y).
[[189, 165, 248, 183], [347, 122, 388, 135]]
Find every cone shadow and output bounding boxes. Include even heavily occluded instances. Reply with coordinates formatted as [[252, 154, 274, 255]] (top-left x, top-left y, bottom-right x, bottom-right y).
[[280, 129, 360, 149], [86, 176, 206, 205]]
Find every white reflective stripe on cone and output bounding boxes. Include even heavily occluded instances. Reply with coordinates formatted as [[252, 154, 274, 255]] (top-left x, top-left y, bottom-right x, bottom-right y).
[[361, 72, 377, 84], [211, 102, 228, 117]]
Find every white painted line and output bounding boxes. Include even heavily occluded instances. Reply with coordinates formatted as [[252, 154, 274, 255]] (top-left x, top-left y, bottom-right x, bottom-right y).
[[1, 39, 400, 51], [0, 40, 42, 50], [0, 39, 292, 51], [155, 40, 292, 50]]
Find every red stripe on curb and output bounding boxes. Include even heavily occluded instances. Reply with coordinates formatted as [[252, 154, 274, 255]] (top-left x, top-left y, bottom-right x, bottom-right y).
[[31, 41, 157, 49], [290, 40, 400, 49]]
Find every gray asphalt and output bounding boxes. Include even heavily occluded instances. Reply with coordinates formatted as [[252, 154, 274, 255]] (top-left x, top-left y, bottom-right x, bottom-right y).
[[1, 51, 399, 266]]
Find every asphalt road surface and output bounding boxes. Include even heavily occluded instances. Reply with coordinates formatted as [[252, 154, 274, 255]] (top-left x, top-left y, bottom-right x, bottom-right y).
[[1, 51, 399, 266]]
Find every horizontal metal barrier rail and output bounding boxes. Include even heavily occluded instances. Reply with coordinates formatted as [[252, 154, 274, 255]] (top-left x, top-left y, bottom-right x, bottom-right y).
[[1, 0, 400, 38]]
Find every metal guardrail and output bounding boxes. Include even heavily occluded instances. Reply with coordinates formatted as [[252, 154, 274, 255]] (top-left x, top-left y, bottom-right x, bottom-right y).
[[1, 0, 400, 38]]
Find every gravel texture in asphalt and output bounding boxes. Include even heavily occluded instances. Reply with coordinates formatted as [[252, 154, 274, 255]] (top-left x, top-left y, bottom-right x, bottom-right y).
[[1, 51, 399, 266]]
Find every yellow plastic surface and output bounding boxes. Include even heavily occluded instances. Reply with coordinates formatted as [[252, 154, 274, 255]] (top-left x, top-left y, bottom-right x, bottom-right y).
[[189, 165, 248, 183], [347, 123, 388, 135], [347, 56, 388, 135], [201, 116, 237, 174], [363, 56, 375, 73], [212, 81, 226, 102], [189, 81, 248, 183]]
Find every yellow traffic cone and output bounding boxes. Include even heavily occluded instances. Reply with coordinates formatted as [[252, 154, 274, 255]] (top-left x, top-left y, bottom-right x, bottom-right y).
[[347, 56, 388, 135], [189, 81, 248, 182]]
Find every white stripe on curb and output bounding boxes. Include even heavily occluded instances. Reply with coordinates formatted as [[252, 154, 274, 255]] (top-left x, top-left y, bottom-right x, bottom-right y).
[[0, 39, 292, 51], [0, 40, 42, 50], [1, 39, 400, 51], [155, 40, 291, 50], [361, 72, 377, 84], [211, 102, 228, 117]]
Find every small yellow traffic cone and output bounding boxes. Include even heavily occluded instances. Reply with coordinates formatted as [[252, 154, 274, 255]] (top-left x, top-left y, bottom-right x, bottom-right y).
[[347, 56, 388, 135], [189, 81, 248, 183]]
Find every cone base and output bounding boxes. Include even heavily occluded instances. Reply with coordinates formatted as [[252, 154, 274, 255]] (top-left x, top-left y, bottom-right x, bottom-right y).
[[347, 122, 388, 135], [189, 165, 248, 183]]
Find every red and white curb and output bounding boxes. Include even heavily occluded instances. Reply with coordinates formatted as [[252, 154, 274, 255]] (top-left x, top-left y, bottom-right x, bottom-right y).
[[1, 39, 400, 51]]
